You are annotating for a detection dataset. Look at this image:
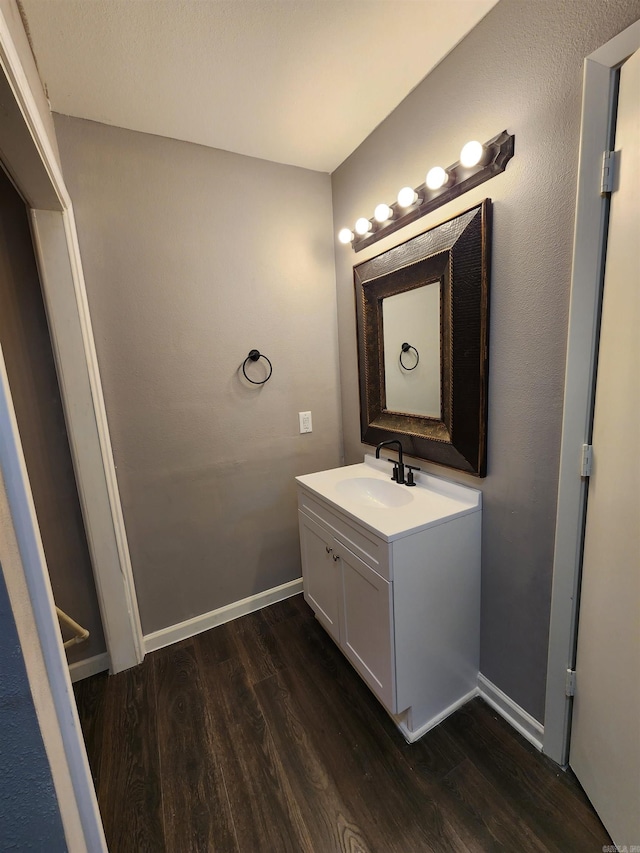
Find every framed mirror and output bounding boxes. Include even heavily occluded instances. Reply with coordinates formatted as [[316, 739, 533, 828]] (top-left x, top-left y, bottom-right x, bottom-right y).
[[354, 199, 491, 476]]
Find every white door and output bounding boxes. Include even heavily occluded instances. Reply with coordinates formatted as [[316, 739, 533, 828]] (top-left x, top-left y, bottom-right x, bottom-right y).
[[569, 48, 640, 848]]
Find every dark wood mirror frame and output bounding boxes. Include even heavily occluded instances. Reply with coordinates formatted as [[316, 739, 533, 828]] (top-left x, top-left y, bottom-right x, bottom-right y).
[[354, 199, 491, 477]]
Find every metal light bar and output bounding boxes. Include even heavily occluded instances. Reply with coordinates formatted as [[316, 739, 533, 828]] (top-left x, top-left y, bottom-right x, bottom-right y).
[[352, 130, 514, 252]]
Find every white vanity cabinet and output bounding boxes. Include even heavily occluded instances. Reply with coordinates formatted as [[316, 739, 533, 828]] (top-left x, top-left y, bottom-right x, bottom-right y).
[[296, 458, 481, 742], [298, 491, 395, 709]]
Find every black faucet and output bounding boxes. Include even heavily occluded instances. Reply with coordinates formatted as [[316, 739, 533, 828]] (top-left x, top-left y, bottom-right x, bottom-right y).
[[375, 439, 405, 485]]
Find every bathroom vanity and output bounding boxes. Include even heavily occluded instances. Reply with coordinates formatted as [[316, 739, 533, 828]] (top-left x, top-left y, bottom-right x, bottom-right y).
[[296, 455, 481, 742]]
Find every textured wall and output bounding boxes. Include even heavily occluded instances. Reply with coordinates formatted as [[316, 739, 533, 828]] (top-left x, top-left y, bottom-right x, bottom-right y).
[[0, 565, 67, 851], [331, 0, 640, 721], [54, 116, 342, 635]]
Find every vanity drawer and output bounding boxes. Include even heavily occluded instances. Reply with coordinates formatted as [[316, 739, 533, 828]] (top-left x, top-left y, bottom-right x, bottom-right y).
[[297, 488, 391, 581]]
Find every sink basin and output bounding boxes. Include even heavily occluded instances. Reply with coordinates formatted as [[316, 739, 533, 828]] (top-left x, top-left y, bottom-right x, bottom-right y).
[[335, 477, 414, 508], [296, 455, 481, 541]]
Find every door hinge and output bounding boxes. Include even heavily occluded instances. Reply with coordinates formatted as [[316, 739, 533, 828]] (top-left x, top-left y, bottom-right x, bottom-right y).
[[601, 150, 616, 194], [566, 668, 577, 698], [580, 443, 593, 477]]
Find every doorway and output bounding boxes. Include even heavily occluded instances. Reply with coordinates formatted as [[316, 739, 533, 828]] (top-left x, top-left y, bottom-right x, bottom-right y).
[[544, 17, 640, 849], [569, 45, 640, 846], [0, 165, 104, 667], [0, 7, 145, 846]]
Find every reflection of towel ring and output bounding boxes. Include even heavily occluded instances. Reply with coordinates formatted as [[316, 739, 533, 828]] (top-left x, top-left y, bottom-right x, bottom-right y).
[[399, 342, 419, 371], [242, 349, 273, 385]]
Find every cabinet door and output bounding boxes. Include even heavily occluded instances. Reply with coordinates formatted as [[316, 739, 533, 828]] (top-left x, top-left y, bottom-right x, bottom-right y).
[[340, 546, 395, 712], [298, 511, 340, 642]]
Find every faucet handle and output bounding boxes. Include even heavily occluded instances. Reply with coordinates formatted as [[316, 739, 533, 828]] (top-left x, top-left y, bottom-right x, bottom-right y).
[[385, 458, 400, 481], [405, 464, 421, 487]]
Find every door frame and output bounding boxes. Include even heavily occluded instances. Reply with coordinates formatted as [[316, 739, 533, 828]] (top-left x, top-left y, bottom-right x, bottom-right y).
[[544, 18, 640, 765], [0, 4, 144, 673], [0, 3, 144, 848]]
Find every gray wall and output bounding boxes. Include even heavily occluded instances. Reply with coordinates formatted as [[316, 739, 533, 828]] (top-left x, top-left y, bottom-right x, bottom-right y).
[[331, 0, 640, 722], [0, 564, 67, 851], [54, 116, 342, 635]]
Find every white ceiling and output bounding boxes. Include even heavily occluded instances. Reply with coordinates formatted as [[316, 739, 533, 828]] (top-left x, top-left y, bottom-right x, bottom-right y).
[[20, 0, 498, 173]]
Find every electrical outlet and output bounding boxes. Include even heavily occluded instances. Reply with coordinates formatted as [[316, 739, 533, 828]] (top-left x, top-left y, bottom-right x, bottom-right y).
[[298, 411, 312, 433]]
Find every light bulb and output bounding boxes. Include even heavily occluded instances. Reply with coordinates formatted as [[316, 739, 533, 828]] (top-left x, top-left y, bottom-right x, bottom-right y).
[[397, 186, 419, 207], [426, 166, 448, 190], [355, 217, 372, 235], [374, 203, 393, 223], [460, 140, 484, 168], [338, 227, 354, 244]]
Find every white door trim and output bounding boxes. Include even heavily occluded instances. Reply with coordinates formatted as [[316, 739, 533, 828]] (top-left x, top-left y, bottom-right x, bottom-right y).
[[544, 18, 640, 765], [30, 208, 145, 672]]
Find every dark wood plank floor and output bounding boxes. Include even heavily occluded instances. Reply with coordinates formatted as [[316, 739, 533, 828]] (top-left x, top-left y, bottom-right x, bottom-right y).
[[74, 595, 610, 852]]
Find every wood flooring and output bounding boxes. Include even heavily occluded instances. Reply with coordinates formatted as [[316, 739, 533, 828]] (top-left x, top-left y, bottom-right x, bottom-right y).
[[74, 594, 610, 852]]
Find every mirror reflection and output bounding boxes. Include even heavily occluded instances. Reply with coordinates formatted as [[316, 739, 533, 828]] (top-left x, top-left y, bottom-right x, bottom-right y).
[[382, 284, 441, 418]]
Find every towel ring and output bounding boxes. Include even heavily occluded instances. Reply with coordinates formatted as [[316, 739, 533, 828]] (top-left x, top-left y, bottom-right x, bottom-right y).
[[399, 342, 419, 371], [242, 349, 273, 385]]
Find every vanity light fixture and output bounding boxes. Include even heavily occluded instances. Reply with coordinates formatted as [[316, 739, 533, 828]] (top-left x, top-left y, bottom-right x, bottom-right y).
[[397, 187, 420, 208], [426, 166, 451, 191], [355, 217, 373, 236], [338, 227, 354, 244], [374, 203, 393, 223], [460, 140, 487, 168], [338, 129, 514, 252]]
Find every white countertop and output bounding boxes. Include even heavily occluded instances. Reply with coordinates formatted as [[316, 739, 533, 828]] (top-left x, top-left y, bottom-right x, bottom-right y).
[[296, 455, 482, 542]]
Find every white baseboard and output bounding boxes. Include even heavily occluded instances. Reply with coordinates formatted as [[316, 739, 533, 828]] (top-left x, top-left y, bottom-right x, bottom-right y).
[[144, 577, 304, 654], [477, 673, 544, 751], [395, 688, 479, 743], [68, 652, 110, 683]]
